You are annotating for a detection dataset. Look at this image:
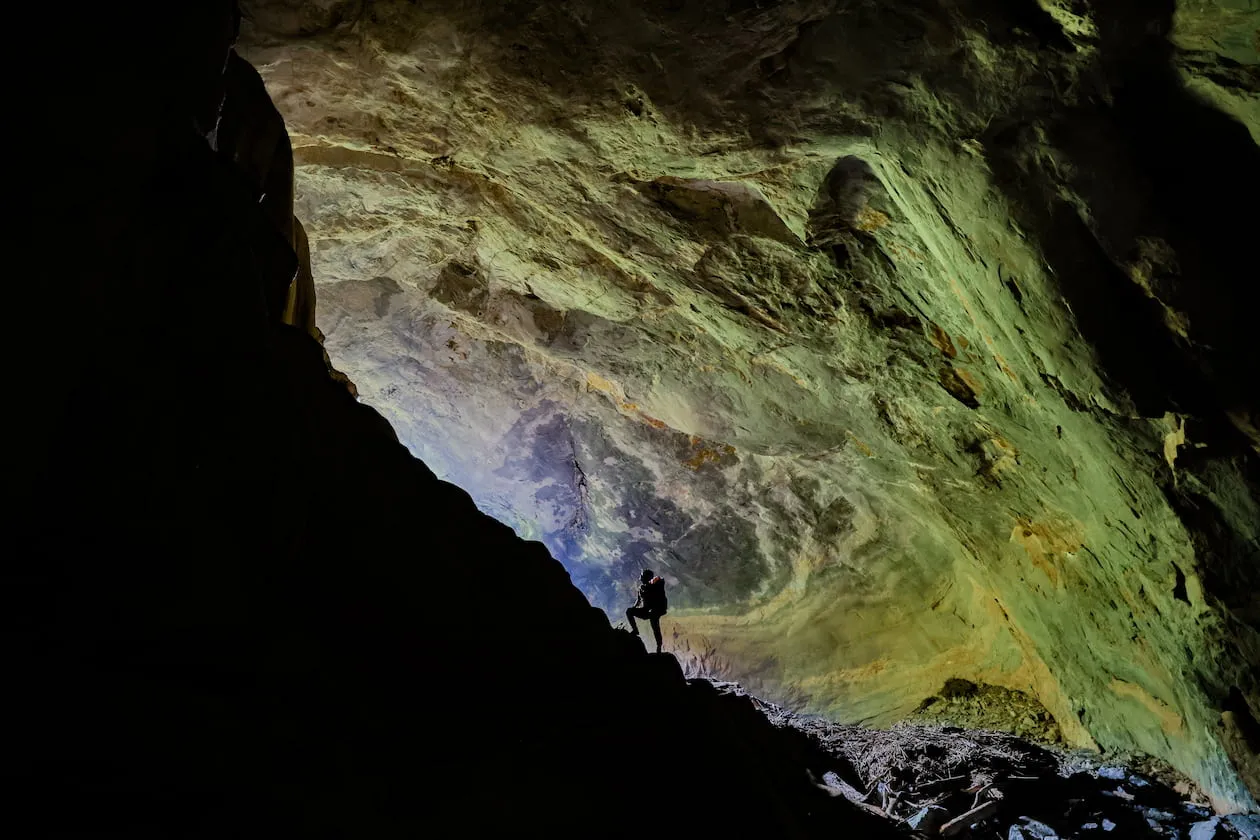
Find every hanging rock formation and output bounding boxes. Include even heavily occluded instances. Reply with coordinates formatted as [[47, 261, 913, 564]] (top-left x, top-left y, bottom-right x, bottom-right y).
[[236, 0, 1260, 812]]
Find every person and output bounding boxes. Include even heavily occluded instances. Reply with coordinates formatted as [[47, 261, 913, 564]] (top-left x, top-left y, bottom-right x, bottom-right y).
[[626, 570, 668, 653]]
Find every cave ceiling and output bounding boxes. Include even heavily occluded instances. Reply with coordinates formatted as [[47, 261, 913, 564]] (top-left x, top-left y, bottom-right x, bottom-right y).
[[238, 0, 1260, 810]]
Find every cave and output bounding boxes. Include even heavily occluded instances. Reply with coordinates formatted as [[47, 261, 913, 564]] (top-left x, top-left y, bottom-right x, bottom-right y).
[[5, 0, 1259, 836]]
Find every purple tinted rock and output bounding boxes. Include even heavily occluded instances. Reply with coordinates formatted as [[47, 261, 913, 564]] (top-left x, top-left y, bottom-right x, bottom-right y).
[[1227, 814, 1260, 840], [1190, 818, 1221, 840], [906, 805, 949, 832], [1017, 816, 1060, 839]]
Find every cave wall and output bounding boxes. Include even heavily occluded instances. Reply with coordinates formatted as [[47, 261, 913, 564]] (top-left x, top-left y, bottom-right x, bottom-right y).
[[4, 2, 912, 835], [240, 0, 1260, 810]]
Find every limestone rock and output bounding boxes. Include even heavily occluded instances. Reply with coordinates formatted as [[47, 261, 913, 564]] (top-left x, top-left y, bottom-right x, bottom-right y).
[[239, 0, 364, 38], [636, 176, 803, 245], [239, 0, 1260, 811]]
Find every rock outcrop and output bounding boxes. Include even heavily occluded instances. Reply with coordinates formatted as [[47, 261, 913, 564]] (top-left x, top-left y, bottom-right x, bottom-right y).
[[236, 0, 1260, 811]]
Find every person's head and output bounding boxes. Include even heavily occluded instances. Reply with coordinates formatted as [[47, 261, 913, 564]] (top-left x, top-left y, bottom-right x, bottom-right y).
[[641, 569, 654, 584]]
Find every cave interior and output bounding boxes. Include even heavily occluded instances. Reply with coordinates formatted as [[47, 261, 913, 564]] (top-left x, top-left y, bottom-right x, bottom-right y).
[[5, 0, 1259, 836]]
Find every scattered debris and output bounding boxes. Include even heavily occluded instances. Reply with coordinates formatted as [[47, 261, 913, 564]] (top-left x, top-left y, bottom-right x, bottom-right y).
[[702, 680, 1258, 839], [911, 678, 1064, 745], [940, 799, 1000, 836]]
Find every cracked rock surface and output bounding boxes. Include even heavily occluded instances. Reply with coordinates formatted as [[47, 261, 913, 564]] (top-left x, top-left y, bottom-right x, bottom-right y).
[[241, 0, 1260, 810]]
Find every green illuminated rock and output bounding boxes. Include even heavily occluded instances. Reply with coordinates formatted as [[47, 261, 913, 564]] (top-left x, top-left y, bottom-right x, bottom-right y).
[[241, 0, 1260, 811]]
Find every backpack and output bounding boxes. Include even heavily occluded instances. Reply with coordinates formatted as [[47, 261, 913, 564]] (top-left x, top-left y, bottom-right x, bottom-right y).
[[644, 577, 668, 614]]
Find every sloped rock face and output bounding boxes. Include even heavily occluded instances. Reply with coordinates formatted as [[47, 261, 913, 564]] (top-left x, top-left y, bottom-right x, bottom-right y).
[[240, 0, 1260, 810]]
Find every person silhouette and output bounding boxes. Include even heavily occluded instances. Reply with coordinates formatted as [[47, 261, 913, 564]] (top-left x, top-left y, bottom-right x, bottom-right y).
[[626, 569, 668, 653]]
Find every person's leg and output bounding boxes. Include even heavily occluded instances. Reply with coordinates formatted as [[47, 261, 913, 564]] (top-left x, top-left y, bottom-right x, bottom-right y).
[[626, 606, 643, 635], [649, 615, 663, 653]]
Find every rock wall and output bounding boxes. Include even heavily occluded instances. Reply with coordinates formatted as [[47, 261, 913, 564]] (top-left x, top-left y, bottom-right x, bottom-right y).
[[239, 0, 1260, 810]]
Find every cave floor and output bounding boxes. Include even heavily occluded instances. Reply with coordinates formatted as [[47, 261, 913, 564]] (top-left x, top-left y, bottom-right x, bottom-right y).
[[703, 679, 1260, 839]]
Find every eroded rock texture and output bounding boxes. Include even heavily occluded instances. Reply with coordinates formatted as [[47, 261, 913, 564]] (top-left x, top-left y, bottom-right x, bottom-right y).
[[240, 0, 1260, 810]]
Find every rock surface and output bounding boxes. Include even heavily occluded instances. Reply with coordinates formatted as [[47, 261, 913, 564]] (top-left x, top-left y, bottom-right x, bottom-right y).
[[235, 0, 1260, 811], [238, 0, 1260, 811]]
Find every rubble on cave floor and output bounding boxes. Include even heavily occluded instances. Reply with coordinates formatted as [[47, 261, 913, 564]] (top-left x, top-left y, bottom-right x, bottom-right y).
[[908, 678, 1065, 747], [700, 680, 1260, 840]]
